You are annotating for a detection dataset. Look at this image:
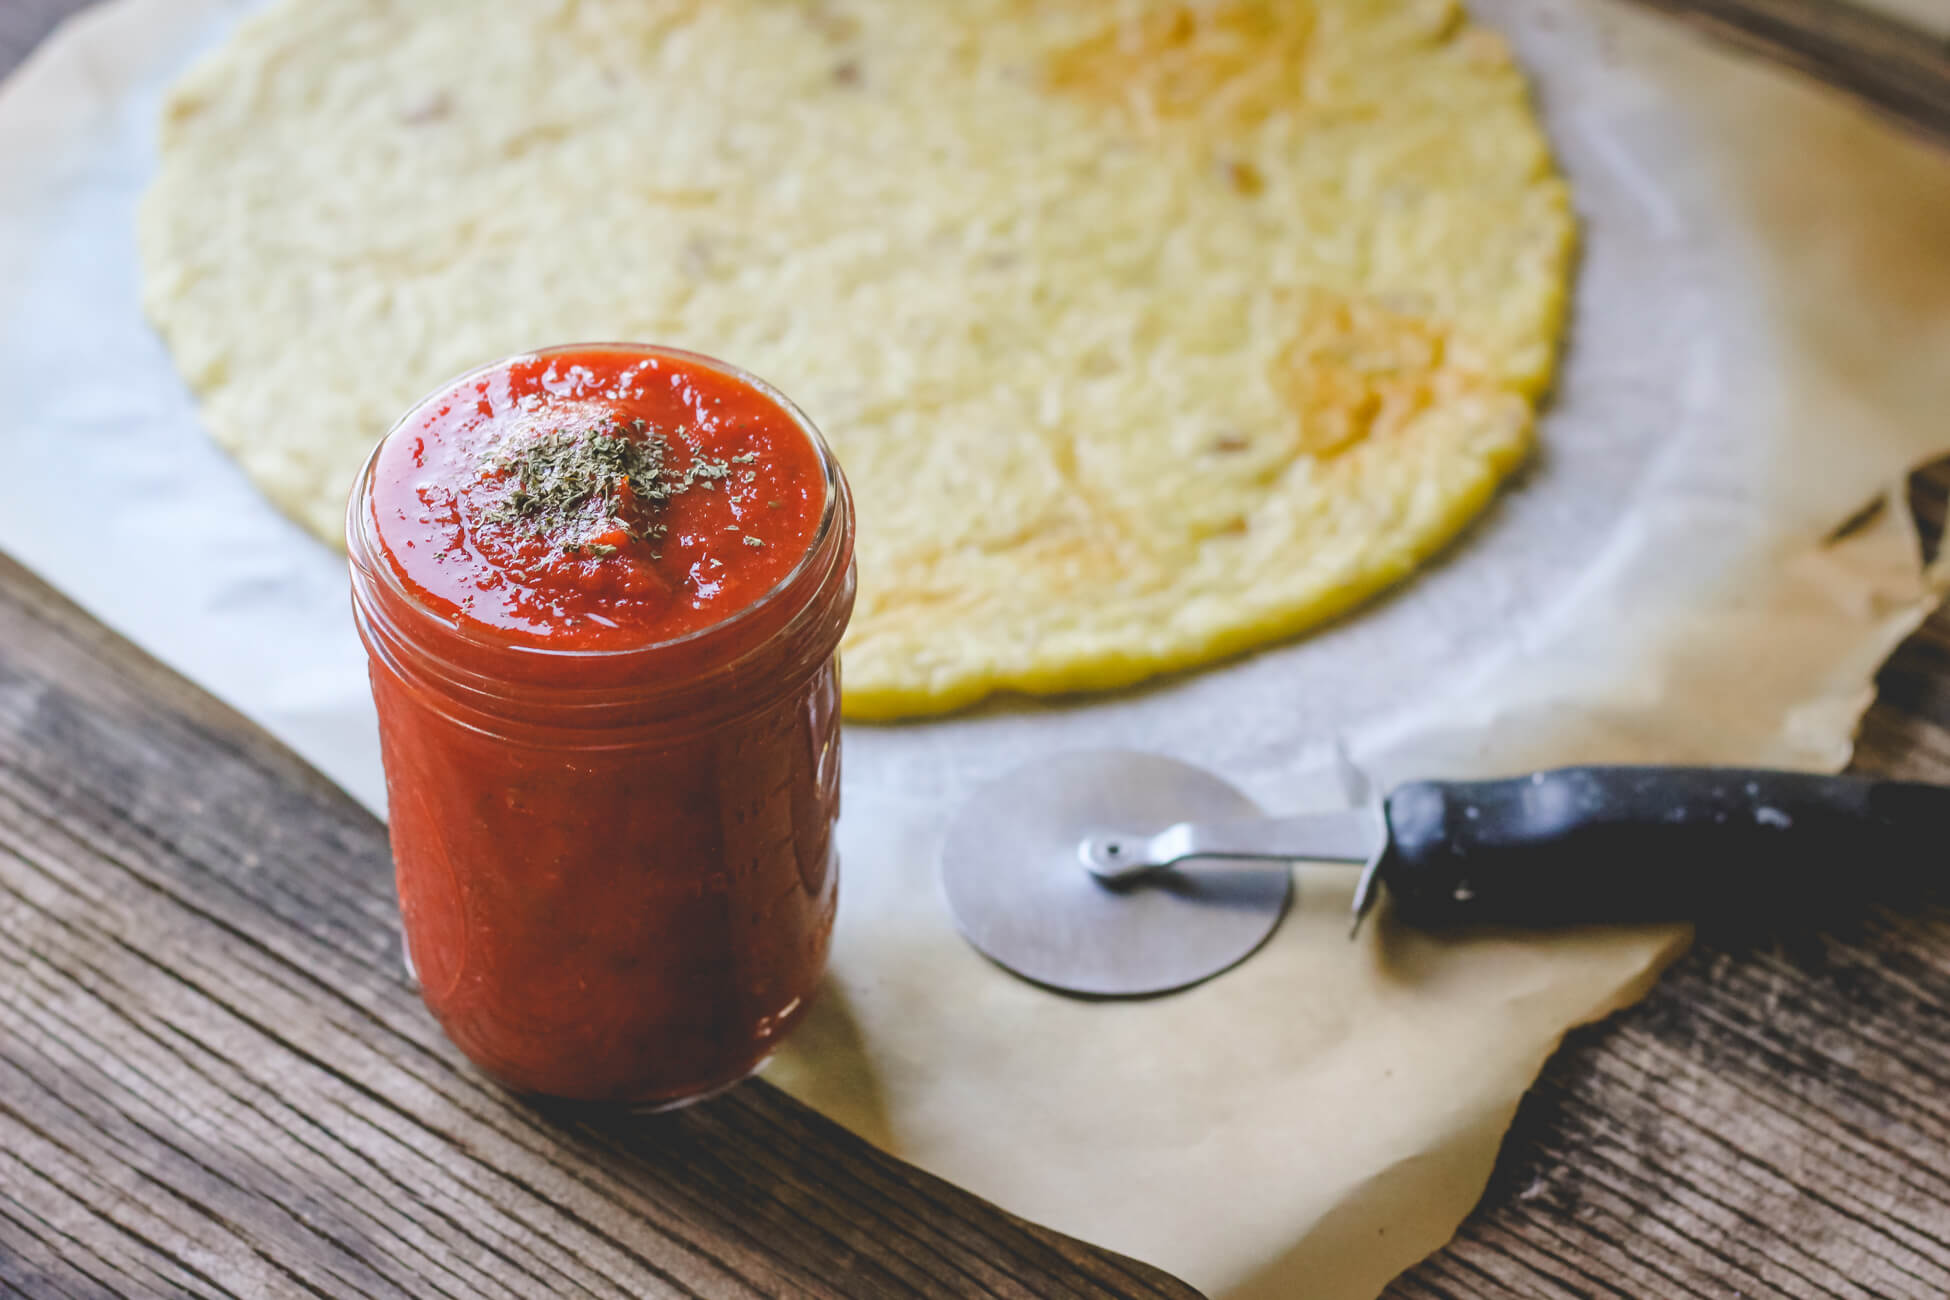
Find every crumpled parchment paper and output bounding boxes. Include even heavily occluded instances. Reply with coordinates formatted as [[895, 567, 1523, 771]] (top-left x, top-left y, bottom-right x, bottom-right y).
[[3, 0, 1948, 1294]]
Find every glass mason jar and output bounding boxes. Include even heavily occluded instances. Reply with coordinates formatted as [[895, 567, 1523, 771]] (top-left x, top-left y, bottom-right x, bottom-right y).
[[346, 344, 855, 1107]]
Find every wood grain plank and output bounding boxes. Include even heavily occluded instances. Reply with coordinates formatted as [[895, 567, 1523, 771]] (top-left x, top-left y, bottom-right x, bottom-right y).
[[0, 552, 1205, 1298]]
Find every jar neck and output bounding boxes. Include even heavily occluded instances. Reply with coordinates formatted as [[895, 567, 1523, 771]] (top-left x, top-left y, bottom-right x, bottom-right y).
[[348, 456, 855, 743]]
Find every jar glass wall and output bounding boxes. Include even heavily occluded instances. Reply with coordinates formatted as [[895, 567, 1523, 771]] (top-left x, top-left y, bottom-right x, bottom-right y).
[[347, 344, 855, 1107]]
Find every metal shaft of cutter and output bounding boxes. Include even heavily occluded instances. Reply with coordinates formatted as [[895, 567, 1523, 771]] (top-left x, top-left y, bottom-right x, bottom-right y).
[[1080, 807, 1380, 884]]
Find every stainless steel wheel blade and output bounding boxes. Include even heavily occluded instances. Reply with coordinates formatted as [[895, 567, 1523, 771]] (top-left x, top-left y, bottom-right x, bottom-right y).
[[938, 750, 1292, 997]]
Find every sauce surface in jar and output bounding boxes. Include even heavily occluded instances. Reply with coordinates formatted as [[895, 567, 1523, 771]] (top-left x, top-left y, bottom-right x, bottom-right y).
[[351, 344, 852, 1106], [371, 347, 827, 647]]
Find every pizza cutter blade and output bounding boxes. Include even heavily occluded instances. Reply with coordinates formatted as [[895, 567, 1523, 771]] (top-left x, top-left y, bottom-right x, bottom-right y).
[[938, 750, 1293, 997], [940, 748, 1950, 998]]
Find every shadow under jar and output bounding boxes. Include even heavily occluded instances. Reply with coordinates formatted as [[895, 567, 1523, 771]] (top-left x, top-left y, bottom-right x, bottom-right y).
[[347, 343, 855, 1107]]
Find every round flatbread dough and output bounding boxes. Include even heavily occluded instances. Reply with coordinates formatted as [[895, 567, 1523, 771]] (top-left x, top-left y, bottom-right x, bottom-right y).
[[139, 0, 1574, 718]]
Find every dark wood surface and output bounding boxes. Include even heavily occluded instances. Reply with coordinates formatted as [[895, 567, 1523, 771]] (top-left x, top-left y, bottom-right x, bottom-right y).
[[0, 556, 1205, 1300], [8, 3, 1950, 1298]]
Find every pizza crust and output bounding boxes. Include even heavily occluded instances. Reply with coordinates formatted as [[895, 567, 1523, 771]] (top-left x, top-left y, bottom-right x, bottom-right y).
[[138, 0, 1574, 716]]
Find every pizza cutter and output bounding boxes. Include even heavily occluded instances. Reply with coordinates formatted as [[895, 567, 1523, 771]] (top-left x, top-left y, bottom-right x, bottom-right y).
[[938, 749, 1950, 997]]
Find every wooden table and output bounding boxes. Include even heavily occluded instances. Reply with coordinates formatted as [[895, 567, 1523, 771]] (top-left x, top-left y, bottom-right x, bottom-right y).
[[7, 4, 1950, 1297], [0, 550, 1210, 1300]]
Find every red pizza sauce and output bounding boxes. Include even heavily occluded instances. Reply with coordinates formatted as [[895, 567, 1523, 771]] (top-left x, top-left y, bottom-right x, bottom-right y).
[[347, 344, 855, 1106]]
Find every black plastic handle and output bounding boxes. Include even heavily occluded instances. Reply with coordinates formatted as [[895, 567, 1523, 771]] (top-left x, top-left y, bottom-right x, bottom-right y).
[[1378, 766, 1950, 927]]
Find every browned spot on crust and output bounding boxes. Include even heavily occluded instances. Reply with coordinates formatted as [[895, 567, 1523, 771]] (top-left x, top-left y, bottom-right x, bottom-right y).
[[1223, 158, 1264, 196], [1045, 2, 1313, 137], [1271, 294, 1481, 456]]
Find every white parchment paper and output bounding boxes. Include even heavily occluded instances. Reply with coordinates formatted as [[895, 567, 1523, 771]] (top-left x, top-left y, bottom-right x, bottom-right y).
[[3, 0, 1949, 1295]]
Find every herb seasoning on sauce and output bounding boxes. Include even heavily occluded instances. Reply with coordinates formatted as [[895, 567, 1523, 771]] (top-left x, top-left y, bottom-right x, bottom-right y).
[[347, 344, 855, 1106]]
